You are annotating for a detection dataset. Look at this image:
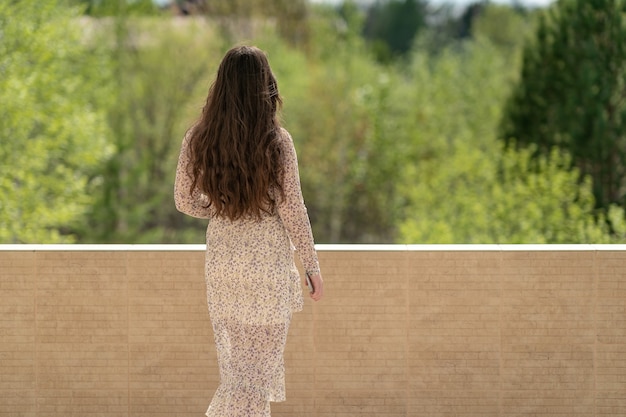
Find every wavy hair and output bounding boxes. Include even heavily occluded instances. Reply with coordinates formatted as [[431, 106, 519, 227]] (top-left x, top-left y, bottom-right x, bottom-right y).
[[186, 45, 284, 220]]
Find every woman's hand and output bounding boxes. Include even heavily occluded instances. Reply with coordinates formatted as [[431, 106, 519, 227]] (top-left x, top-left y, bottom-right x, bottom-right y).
[[307, 273, 324, 302]]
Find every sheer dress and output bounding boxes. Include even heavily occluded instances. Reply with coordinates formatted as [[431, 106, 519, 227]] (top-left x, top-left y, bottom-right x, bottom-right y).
[[174, 128, 320, 417]]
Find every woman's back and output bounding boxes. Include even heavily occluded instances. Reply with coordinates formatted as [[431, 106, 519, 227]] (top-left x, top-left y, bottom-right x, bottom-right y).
[[173, 45, 323, 417], [184, 45, 284, 221]]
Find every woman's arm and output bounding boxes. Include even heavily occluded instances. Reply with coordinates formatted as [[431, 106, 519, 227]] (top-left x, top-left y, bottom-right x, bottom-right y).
[[174, 134, 212, 219], [276, 130, 323, 300]]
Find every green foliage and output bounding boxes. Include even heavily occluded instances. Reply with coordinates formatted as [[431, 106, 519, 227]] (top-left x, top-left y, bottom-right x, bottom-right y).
[[3, 0, 622, 244], [274, 5, 405, 242], [400, 143, 624, 243], [0, 0, 112, 243], [397, 40, 623, 243], [83, 17, 223, 243], [501, 0, 626, 210], [471, 3, 536, 55], [69, 0, 158, 16], [164, 0, 310, 46], [363, 0, 428, 62]]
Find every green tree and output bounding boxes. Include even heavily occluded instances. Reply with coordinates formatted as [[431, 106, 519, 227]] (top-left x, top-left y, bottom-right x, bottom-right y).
[[400, 143, 625, 243], [363, 0, 428, 62], [0, 0, 112, 243], [70, 0, 158, 16], [412, 2, 531, 55], [275, 4, 407, 242], [170, 0, 309, 46], [83, 17, 222, 243], [501, 0, 626, 211], [471, 3, 536, 54], [397, 40, 623, 243]]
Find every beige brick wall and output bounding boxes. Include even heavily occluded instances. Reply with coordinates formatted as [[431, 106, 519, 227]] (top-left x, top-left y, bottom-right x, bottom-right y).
[[1, 245, 625, 416]]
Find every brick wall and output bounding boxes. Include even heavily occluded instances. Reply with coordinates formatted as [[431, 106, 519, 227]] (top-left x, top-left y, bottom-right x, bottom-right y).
[[1, 245, 625, 417]]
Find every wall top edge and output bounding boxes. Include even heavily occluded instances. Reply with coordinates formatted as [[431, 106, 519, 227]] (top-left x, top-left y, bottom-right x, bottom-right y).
[[1, 244, 626, 252]]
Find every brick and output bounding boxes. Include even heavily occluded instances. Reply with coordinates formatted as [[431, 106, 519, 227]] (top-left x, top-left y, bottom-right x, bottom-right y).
[[2, 248, 626, 416]]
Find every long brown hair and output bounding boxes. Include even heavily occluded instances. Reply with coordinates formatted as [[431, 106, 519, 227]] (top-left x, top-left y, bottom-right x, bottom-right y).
[[186, 45, 284, 220]]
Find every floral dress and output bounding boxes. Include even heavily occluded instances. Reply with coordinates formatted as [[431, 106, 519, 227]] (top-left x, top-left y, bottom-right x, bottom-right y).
[[174, 128, 320, 417]]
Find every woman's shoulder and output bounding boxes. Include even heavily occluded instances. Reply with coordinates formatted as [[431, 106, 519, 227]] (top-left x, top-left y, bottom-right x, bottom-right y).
[[276, 127, 295, 149], [278, 127, 292, 141]]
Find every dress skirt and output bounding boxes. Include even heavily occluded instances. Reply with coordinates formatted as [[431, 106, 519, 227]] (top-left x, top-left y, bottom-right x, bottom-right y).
[[204, 214, 303, 417]]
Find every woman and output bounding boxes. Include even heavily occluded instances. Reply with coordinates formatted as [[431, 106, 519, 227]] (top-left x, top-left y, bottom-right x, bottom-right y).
[[174, 45, 324, 417]]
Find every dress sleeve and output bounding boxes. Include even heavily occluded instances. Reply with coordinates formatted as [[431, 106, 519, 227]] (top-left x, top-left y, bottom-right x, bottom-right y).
[[276, 129, 321, 276], [174, 133, 212, 219]]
